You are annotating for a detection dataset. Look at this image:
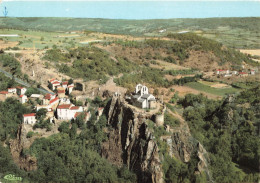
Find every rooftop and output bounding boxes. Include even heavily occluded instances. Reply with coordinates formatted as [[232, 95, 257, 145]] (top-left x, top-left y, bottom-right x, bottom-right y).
[[23, 113, 36, 117], [57, 104, 72, 109], [49, 97, 59, 104], [0, 91, 8, 94]]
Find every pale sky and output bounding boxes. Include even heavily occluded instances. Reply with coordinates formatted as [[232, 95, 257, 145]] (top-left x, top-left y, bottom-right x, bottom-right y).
[[2, 0, 260, 1]]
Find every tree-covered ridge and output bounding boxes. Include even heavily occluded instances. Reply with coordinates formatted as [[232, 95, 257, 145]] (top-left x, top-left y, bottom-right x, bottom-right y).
[[178, 86, 260, 182], [111, 33, 258, 67]]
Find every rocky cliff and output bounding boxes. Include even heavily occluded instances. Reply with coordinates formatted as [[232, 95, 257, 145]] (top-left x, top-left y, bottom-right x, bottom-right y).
[[102, 96, 213, 183], [9, 124, 37, 171]]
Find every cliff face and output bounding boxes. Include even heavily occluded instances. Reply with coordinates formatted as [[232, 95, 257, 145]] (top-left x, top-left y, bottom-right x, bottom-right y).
[[9, 124, 37, 171], [102, 96, 213, 183]]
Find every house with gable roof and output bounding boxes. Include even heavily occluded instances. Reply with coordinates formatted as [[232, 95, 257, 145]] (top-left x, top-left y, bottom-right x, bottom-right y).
[[57, 104, 83, 120], [23, 113, 37, 125]]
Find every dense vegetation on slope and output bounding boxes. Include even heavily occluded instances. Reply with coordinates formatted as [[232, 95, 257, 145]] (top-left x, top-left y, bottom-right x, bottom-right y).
[[1, 17, 259, 48], [0, 98, 32, 141], [44, 33, 258, 89], [0, 73, 16, 91], [0, 54, 22, 76], [178, 86, 260, 182], [110, 33, 257, 67], [0, 97, 136, 182]]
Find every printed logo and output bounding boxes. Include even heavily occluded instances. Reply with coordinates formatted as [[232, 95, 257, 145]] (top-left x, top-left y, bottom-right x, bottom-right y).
[[3, 174, 22, 181]]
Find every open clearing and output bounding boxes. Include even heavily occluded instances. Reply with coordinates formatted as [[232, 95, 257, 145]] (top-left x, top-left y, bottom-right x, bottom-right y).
[[171, 85, 221, 99], [240, 49, 260, 57], [185, 82, 240, 96], [150, 60, 189, 70], [198, 80, 230, 88]]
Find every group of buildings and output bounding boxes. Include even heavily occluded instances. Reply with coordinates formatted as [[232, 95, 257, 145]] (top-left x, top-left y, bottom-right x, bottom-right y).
[[3, 78, 99, 126], [1, 80, 157, 126], [0, 86, 28, 104], [215, 69, 256, 77]]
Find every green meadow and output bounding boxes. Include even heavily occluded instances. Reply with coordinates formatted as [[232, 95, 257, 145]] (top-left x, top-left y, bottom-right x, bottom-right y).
[[185, 81, 241, 96]]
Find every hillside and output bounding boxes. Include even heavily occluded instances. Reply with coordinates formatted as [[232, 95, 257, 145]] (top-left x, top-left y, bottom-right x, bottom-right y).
[[0, 17, 260, 49]]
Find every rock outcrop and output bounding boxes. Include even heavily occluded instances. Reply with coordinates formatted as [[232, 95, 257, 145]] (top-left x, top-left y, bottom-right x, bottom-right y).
[[9, 124, 37, 171], [102, 96, 213, 183]]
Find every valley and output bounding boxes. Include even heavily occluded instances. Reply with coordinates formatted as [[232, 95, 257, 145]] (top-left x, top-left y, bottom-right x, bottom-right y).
[[0, 17, 259, 183]]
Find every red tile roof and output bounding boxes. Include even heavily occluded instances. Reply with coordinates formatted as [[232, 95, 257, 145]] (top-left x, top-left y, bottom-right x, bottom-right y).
[[52, 81, 60, 85], [16, 86, 25, 89], [8, 88, 16, 90], [44, 94, 52, 100], [19, 95, 24, 98], [62, 81, 68, 85], [0, 91, 8, 94], [23, 113, 36, 117], [49, 97, 59, 104], [239, 72, 247, 74], [49, 78, 55, 82], [70, 106, 80, 110], [57, 90, 65, 93], [57, 104, 71, 109]]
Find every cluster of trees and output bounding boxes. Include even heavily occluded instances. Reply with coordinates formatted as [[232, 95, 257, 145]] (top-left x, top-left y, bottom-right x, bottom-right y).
[[164, 69, 197, 76], [178, 86, 260, 182], [26, 103, 136, 182], [0, 54, 22, 76], [0, 98, 32, 141], [167, 33, 259, 67], [55, 46, 138, 83], [43, 46, 70, 62], [0, 73, 16, 91]]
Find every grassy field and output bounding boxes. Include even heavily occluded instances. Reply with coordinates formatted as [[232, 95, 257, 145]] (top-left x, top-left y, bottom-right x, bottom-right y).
[[0, 29, 85, 49], [0, 17, 259, 49], [185, 81, 241, 96]]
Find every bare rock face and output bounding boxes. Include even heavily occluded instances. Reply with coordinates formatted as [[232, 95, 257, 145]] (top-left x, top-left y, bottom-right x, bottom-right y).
[[103, 96, 213, 183], [103, 96, 164, 183], [9, 124, 37, 171]]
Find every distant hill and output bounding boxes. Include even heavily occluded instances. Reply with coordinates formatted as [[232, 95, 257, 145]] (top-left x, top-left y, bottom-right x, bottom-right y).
[[0, 17, 260, 49]]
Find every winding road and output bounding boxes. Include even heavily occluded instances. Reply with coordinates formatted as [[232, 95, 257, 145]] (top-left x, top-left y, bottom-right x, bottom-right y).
[[0, 67, 54, 95]]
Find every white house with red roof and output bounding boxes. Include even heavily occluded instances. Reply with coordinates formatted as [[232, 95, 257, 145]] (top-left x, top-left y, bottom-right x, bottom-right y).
[[0, 91, 11, 100], [23, 113, 37, 125], [48, 97, 60, 109], [57, 88, 66, 98], [8, 88, 17, 94], [57, 104, 83, 120], [48, 79, 61, 91], [43, 93, 56, 105], [239, 72, 248, 77], [67, 84, 74, 94], [250, 70, 255, 75], [16, 86, 27, 95], [19, 95, 28, 104], [62, 81, 69, 89]]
